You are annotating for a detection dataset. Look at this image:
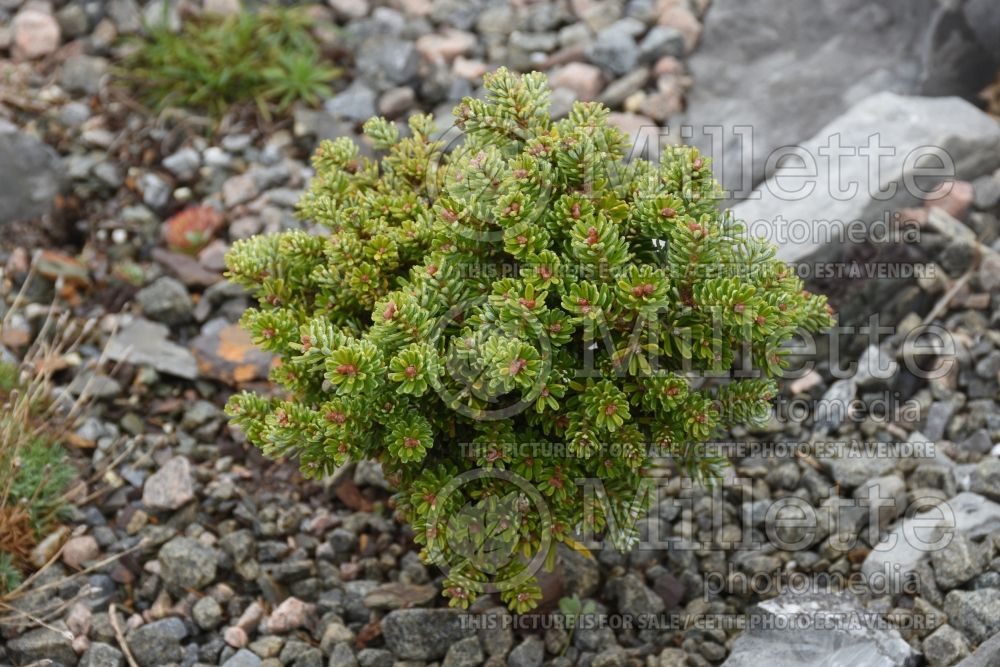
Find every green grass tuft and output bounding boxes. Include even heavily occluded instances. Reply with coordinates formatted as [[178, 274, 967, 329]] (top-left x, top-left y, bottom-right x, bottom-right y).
[[7, 435, 74, 534], [120, 7, 341, 119], [0, 553, 23, 595], [0, 356, 75, 596]]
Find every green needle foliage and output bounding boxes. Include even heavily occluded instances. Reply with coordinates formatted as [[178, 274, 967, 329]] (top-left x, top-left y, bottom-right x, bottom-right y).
[[120, 7, 340, 119], [225, 68, 833, 612]]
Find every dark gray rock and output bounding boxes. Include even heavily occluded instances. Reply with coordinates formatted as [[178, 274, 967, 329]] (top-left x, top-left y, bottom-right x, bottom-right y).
[[606, 572, 665, 617], [944, 589, 1000, 644], [815, 379, 856, 433], [93, 161, 124, 188], [357, 37, 418, 91], [80, 642, 125, 667], [598, 67, 650, 109], [925, 401, 957, 441], [508, 636, 545, 667], [931, 533, 987, 590], [638, 26, 684, 63], [324, 82, 378, 123], [59, 101, 92, 126], [328, 642, 359, 667], [829, 451, 897, 490], [476, 607, 514, 657], [107, 0, 141, 32], [970, 459, 1000, 501], [919, 3, 998, 98], [59, 55, 108, 95], [559, 543, 601, 598], [657, 648, 688, 667], [126, 617, 188, 667], [7, 622, 76, 665], [357, 649, 394, 667], [158, 536, 217, 592], [973, 171, 1000, 211], [223, 648, 262, 667], [0, 124, 66, 225], [585, 27, 638, 76], [593, 646, 628, 667], [720, 591, 916, 667], [162, 147, 201, 180], [136, 276, 193, 325], [56, 3, 89, 37], [381, 609, 470, 660], [959, 429, 993, 455], [442, 636, 484, 667], [140, 172, 171, 210], [192, 595, 224, 630], [923, 624, 970, 667], [855, 344, 899, 388]]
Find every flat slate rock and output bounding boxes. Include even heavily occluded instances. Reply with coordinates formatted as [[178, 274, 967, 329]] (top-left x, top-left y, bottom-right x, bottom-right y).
[[106, 317, 199, 380]]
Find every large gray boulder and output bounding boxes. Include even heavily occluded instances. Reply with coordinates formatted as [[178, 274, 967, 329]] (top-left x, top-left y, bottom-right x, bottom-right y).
[[731, 93, 1000, 264], [686, 0, 998, 196], [0, 122, 66, 224], [721, 591, 917, 667]]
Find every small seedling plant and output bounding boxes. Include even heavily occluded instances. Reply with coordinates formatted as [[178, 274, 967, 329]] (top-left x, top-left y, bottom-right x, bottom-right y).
[[225, 68, 833, 612]]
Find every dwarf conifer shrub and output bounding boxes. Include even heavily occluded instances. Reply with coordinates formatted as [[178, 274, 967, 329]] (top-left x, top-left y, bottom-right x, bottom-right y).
[[225, 68, 833, 612]]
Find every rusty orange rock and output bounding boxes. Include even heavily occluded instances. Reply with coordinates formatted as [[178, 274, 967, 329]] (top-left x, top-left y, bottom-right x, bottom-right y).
[[190, 322, 273, 385], [164, 206, 224, 255]]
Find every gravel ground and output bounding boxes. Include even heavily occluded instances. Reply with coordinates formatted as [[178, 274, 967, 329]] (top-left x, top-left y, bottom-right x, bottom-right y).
[[3, 1, 1000, 667]]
